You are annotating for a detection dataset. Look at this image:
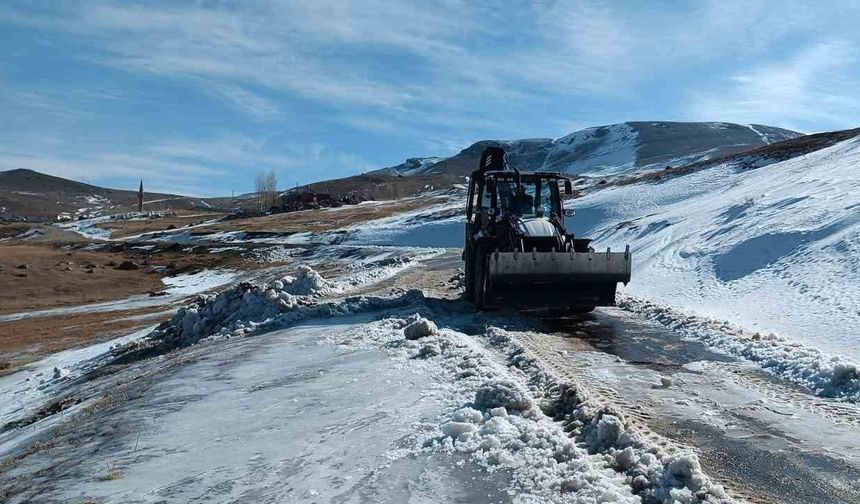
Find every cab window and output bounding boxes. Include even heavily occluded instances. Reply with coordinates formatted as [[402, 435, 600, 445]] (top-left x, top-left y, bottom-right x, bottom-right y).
[[495, 179, 559, 218]]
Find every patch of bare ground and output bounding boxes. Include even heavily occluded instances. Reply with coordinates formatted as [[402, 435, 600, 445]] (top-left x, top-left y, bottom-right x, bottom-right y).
[[0, 306, 170, 375], [0, 239, 278, 316], [0, 244, 166, 315], [0, 223, 89, 243], [294, 172, 462, 201], [0, 222, 34, 239], [196, 196, 441, 235]]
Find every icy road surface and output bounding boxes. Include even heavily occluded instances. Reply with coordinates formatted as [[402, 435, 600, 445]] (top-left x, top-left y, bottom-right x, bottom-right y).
[[0, 317, 513, 503]]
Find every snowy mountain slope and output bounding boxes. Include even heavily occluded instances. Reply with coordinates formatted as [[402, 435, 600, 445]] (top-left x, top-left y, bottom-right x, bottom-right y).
[[631, 122, 798, 170], [606, 126, 860, 190], [543, 123, 638, 176], [569, 134, 860, 365], [373, 156, 445, 175], [378, 122, 801, 178]]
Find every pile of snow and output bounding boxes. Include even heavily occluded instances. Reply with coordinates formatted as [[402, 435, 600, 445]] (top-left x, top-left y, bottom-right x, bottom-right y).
[[332, 317, 640, 502], [467, 327, 731, 503], [331, 315, 731, 503], [281, 265, 335, 296], [142, 271, 425, 350], [156, 282, 300, 347], [473, 380, 532, 411], [620, 296, 860, 402], [403, 314, 438, 340]]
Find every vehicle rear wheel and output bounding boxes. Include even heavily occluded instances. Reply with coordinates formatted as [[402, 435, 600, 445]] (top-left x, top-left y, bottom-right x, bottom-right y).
[[464, 244, 475, 302], [474, 244, 490, 310]]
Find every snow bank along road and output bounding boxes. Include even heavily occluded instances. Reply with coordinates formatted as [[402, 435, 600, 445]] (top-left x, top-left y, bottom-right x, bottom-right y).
[[3, 169, 860, 503]]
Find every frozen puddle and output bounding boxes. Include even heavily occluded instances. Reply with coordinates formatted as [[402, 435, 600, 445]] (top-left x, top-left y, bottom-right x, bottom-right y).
[[2, 317, 512, 503]]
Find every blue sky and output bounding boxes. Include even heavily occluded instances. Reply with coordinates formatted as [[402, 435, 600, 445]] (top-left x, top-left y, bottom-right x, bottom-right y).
[[2, 1, 860, 196]]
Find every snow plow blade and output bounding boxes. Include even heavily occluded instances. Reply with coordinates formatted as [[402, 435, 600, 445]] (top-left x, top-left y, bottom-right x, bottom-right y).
[[485, 249, 631, 308]]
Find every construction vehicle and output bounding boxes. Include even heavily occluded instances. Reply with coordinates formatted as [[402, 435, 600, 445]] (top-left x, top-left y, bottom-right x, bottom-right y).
[[463, 146, 631, 311]]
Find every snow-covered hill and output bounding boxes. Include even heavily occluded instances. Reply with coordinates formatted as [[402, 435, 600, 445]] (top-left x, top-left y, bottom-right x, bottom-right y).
[[375, 156, 445, 175], [571, 133, 860, 365], [380, 122, 800, 178]]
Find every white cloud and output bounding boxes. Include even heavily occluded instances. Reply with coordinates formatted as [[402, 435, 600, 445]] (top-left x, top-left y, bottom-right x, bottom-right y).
[[202, 83, 282, 121], [74, 1, 421, 110], [685, 40, 860, 131], [0, 0, 659, 118]]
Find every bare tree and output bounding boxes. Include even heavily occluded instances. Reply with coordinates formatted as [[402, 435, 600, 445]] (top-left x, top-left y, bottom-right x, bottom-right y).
[[265, 170, 279, 210], [255, 169, 280, 213], [254, 171, 266, 213]]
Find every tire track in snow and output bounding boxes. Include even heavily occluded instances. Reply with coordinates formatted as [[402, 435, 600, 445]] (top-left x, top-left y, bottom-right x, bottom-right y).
[[510, 315, 860, 504], [509, 331, 792, 504], [464, 326, 734, 503]]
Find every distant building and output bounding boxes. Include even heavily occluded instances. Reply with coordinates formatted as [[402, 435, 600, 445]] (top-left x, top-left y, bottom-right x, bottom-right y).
[[296, 191, 332, 205]]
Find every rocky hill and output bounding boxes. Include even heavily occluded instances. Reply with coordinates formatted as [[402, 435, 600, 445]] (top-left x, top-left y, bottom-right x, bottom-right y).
[[378, 121, 801, 177], [0, 169, 222, 221]]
